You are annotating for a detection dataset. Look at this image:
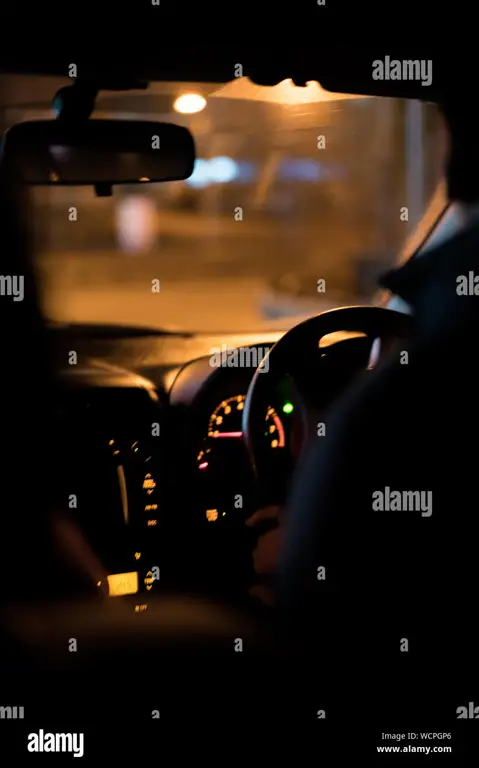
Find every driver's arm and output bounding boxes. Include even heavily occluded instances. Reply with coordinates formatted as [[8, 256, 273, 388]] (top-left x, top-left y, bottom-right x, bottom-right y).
[[277, 353, 410, 651], [247, 363, 387, 608]]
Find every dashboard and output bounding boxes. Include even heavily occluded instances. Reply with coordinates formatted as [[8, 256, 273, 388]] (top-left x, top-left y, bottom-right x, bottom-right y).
[[48, 323, 373, 603], [53, 367, 165, 602]]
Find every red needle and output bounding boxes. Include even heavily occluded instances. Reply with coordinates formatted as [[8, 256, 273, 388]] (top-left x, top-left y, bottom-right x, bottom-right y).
[[213, 431, 243, 438]]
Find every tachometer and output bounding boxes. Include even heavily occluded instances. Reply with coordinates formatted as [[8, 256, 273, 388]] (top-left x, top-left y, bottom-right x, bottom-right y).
[[265, 404, 286, 449]]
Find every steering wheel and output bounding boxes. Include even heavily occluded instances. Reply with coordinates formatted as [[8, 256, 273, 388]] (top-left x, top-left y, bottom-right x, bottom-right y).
[[242, 306, 414, 499]]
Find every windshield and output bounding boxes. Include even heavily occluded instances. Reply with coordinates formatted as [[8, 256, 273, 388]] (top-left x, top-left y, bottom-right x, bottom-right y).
[[2, 76, 444, 332]]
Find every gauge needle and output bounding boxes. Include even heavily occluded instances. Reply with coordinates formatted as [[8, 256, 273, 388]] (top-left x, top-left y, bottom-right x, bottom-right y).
[[213, 431, 243, 438]]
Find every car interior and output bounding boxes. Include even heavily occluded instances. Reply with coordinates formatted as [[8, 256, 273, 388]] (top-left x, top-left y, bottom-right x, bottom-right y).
[[0, 47, 473, 755]]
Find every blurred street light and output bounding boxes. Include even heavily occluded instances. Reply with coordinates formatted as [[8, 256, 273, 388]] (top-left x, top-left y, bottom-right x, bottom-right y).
[[174, 93, 207, 114]]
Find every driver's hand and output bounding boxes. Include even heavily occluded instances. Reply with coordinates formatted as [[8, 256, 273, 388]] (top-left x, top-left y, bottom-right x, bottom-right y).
[[246, 505, 284, 605], [51, 510, 108, 592]]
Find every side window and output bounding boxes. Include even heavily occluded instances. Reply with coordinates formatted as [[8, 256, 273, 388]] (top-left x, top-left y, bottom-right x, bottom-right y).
[[416, 202, 462, 258]]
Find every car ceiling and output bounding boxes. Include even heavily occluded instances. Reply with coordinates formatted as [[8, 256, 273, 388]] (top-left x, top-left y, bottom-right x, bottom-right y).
[[0, 48, 461, 103]]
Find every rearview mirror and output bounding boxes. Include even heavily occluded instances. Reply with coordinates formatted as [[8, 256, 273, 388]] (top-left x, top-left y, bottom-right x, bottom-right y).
[[0, 119, 195, 192]]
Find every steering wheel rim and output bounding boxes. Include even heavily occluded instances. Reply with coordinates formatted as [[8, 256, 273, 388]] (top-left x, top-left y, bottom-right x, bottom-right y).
[[242, 306, 414, 495]]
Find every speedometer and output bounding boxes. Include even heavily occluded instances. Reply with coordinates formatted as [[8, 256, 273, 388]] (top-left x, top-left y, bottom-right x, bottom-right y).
[[208, 395, 245, 440], [197, 395, 285, 468]]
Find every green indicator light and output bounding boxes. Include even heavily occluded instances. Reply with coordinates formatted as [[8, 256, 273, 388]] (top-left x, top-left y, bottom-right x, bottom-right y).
[[282, 402, 294, 414]]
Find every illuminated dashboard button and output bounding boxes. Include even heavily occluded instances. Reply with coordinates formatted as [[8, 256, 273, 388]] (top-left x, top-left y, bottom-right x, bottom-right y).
[[144, 569, 157, 592], [106, 572, 139, 597], [206, 509, 219, 522], [143, 473, 157, 497], [143, 474, 156, 490]]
